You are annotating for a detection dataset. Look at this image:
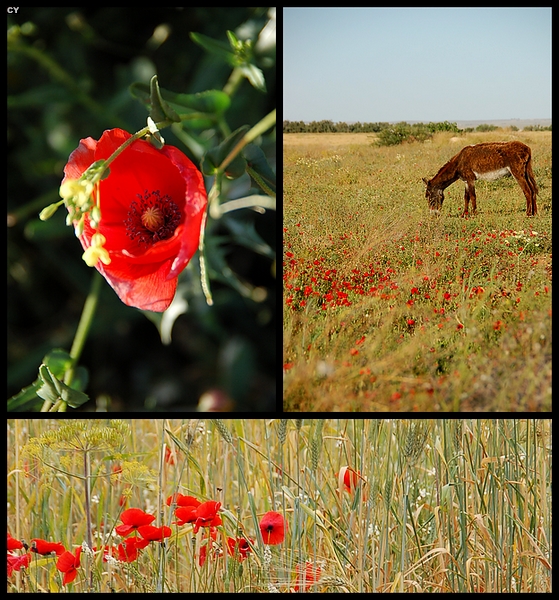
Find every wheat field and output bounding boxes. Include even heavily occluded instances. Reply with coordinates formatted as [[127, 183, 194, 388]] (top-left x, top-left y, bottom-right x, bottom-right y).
[[7, 419, 552, 593]]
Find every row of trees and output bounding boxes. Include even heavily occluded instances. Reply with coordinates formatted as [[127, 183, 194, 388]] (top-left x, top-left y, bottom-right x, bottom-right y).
[[283, 120, 551, 145], [283, 120, 460, 134]]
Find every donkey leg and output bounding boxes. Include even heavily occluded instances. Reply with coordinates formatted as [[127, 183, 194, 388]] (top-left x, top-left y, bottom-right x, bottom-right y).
[[526, 160, 539, 215], [463, 182, 476, 216], [510, 166, 537, 216], [470, 185, 477, 214], [463, 184, 470, 216]]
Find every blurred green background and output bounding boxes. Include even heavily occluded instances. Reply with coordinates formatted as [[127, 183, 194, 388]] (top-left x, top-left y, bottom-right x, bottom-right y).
[[8, 7, 276, 411]]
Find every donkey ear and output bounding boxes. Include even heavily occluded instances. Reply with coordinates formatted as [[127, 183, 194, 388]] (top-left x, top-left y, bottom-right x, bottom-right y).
[[422, 177, 429, 186]]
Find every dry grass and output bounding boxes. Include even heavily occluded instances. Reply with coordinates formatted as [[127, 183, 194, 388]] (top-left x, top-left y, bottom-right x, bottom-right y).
[[283, 132, 551, 411], [7, 419, 552, 593]]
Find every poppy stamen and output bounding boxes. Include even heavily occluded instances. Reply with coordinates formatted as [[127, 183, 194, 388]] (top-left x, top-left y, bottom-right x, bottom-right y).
[[125, 190, 181, 245]]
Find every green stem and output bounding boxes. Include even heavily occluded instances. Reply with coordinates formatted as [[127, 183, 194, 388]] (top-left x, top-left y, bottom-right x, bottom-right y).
[[222, 66, 244, 97], [41, 271, 103, 412], [90, 119, 173, 185], [219, 109, 276, 172], [65, 271, 103, 387], [96, 126, 149, 177], [197, 208, 213, 306]]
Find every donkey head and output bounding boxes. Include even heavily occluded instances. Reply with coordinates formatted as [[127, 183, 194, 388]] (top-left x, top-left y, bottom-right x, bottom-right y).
[[422, 177, 444, 215]]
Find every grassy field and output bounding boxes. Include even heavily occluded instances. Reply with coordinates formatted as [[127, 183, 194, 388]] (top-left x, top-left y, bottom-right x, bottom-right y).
[[7, 419, 552, 593], [283, 131, 551, 411]]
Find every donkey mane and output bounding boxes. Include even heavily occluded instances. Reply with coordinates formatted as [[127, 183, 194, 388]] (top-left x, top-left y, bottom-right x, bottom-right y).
[[423, 141, 538, 216]]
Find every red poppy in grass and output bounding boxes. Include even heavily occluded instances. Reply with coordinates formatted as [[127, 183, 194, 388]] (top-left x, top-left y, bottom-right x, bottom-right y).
[[137, 525, 172, 542], [112, 537, 148, 562], [114, 542, 138, 563], [336, 466, 364, 493], [199, 529, 224, 567], [294, 561, 322, 592], [164, 446, 177, 465], [62, 128, 208, 312], [8, 553, 31, 576], [30, 538, 66, 556], [56, 547, 82, 585], [259, 511, 286, 545], [193, 500, 222, 533], [169, 493, 202, 525], [7, 533, 25, 551], [166, 493, 201, 508], [174, 505, 198, 526], [227, 536, 253, 562], [115, 507, 156, 536]]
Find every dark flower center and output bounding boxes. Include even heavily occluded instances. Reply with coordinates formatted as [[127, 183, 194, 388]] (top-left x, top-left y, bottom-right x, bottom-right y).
[[125, 190, 181, 245]]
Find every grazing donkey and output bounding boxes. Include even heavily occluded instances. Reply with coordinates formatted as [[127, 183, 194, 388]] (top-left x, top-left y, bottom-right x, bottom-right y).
[[423, 141, 538, 216]]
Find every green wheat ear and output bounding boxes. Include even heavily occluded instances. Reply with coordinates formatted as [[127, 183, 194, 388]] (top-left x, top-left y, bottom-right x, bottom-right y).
[[277, 419, 288, 445], [402, 419, 431, 467], [211, 419, 235, 445], [311, 419, 325, 472]]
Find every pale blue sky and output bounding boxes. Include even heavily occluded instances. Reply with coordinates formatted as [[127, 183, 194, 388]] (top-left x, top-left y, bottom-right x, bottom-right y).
[[284, 7, 551, 122]]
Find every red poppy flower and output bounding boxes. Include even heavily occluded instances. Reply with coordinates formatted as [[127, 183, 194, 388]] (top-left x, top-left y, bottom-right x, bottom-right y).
[[30, 538, 66, 556], [56, 547, 82, 585], [137, 525, 172, 542], [336, 466, 363, 493], [7, 533, 24, 551], [294, 561, 321, 591], [259, 511, 286, 545], [114, 541, 139, 563], [227, 536, 253, 562], [62, 128, 207, 312], [115, 507, 156, 536], [166, 493, 201, 508], [193, 500, 222, 533], [164, 446, 177, 465], [174, 506, 198, 526], [110, 536, 148, 562], [8, 553, 31, 576]]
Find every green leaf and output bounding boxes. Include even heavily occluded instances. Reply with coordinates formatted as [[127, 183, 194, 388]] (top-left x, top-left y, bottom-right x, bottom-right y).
[[190, 32, 235, 64], [149, 75, 181, 124], [204, 235, 252, 297], [223, 154, 247, 180], [130, 83, 230, 124], [7, 380, 43, 411], [36, 365, 89, 408], [243, 144, 276, 197], [223, 216, 274, 259], [201, 125, 250, 176], [166, 90, 231, 114], [71, 365, 89, 393], [43, 348, 73, 378], [7, 348, 83, 412]]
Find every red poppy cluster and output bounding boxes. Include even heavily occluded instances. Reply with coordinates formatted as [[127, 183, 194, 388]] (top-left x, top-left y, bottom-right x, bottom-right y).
[[7, 533, 82, 585], [284, 218, 551, 408], [9, 501, 292, 587], [7, 534, 30, 578]]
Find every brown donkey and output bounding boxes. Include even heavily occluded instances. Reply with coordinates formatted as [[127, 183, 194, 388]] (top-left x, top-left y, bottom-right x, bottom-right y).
[[423, 141, 538, 216]]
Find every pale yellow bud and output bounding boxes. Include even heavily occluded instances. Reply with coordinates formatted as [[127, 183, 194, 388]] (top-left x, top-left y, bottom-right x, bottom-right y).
[[59, 178, 94, 208], [82, 233, 111, 267]]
